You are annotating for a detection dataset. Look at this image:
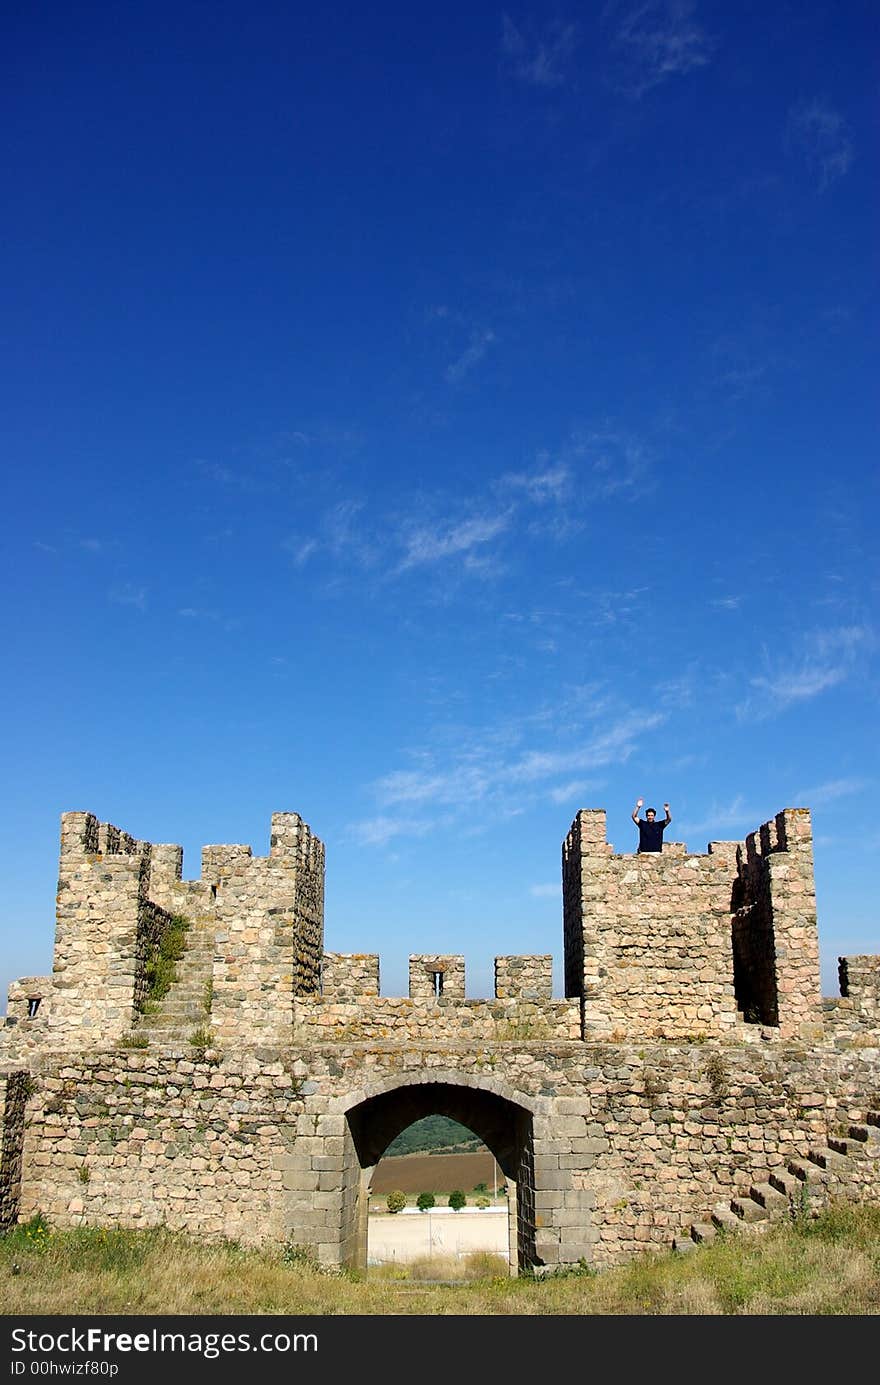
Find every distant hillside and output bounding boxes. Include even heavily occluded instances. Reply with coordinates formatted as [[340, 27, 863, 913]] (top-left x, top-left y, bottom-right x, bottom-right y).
[[370, 1150, 498, 1196], [385, 1115, 484, 1156]]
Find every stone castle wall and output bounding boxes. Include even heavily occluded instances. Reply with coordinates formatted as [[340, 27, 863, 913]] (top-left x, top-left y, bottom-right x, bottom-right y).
[[0, 1072, 30, 1230], [826, 956, 880, 1038], [840, 955, 880, 1023], [5, 977, 52, 1026], [1, 802, 877, 1273], [8, 1042, 880, 1268]]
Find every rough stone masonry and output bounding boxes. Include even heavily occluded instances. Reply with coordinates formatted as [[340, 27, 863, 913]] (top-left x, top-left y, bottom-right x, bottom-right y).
[[1, 804, 878, 1272]]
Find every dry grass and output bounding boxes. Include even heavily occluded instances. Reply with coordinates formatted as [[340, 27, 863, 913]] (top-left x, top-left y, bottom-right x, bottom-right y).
[[371, 1251, 510, 1282], [2, 1203, 879, 1316]]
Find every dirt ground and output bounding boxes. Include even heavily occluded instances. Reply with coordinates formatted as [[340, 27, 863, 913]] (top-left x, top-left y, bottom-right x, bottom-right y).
[[369, 1150, 500, 1197]]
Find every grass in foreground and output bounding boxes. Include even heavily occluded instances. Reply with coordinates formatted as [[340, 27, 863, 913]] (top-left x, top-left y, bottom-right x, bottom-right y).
[[2, 1203, 879, 1316]]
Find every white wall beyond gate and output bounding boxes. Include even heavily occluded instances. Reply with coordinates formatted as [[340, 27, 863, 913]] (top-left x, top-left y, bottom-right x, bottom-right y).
[[368, 1208, 509, 1264]]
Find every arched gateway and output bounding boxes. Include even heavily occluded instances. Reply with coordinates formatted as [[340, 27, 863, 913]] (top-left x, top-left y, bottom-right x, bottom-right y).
[[335, 1078, 537, 1273]]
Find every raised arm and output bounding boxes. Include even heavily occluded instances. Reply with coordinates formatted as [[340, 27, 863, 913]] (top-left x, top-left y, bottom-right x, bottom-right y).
[[663, 802, 672, 825], [632, 797, 643, 824]]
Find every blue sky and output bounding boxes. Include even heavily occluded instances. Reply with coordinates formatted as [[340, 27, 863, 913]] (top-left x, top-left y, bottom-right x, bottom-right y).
[[1, 1, 877, 1007]]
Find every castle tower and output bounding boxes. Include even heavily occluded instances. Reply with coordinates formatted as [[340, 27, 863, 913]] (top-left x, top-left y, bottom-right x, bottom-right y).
[[45, 810, 325, 1047], [562, 808, 823, 1041], [203, 811, 325, 1043]]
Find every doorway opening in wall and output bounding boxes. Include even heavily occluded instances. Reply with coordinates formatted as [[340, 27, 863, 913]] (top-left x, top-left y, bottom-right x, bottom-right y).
[[368, 1114, 507, 1278], [344, 1081, 535, 1279]]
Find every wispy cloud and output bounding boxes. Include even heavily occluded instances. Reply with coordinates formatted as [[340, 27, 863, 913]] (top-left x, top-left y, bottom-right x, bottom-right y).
[[283, 421, 656, 588], [501, 14, 579, 88], [177, 606, 242, 632], [376, 762, 492, 809], [349, 816, 437, 847], [680, 779, 867, 843], [196, 459, 265, 491], [737, 625, 874, 720], [787, 99, 854, 190], [676, 795, 762, 842], [109, 583, 147, 611], [530, 882, 560, 898], [604, 0, 714, 98], [753, 666, 846, 705], [351, 705, 665, 846], [501, 462, 572, 504], [289, 538, 319, 567], [445, 329, 497, 384], [283, 499, 376, 572], [509, 427, 656, 513], [714, 360, 770, 403], [324, 500, 370, 561], [790, 777, 865, 808], [583, 426, 653, 499], [397, 511, 512, 572], [548, 779, 599, 804]]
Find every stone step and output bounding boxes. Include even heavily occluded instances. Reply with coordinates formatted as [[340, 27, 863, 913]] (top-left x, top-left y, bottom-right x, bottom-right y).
[[146, 1003, 211, 1017], [161, 994, 212, 1006], [138, 1006, 210, 1021], [769, 1170, 801, 1197], [672, 1234, 697, 1253], [149, 1011, 210, 1022], [136, 1033, 198, 1042], [768, 1169, 825, 1202], [828, 1135, 864, 1157], [748, 1181, 789, 1212], [150, 982, 211, 995], [711, 1204, 741, 1232], [730, 1195, 768, 1223], [139, 931, 215, 1029], [787, 1157, 830, 1184], [142, 996, 210, 1011], [689, 1221, 717, 1244], [848, 1123, 880, 1143], [141, 1015, 208, 1027], [807, 1146, 848, 1171]]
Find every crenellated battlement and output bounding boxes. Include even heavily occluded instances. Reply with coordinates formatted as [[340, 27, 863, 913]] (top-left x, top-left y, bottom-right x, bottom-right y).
[[60, 812, 146, 860], [319, 952, 554, 1004], [296, 950, 577, 1040], [2, 802, 863, 1052]]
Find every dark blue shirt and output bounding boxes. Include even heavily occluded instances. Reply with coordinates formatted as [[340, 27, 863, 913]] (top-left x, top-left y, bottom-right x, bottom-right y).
[[637, 819, 667, 853]]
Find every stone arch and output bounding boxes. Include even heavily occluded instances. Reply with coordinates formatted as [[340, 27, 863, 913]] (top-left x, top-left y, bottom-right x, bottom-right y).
[[334, 1073, 543, 1275]]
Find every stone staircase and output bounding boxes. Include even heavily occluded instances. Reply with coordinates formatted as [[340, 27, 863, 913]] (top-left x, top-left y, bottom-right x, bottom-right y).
[[133, 921, 215, 1043], [673, 1110, 880, 1252]]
